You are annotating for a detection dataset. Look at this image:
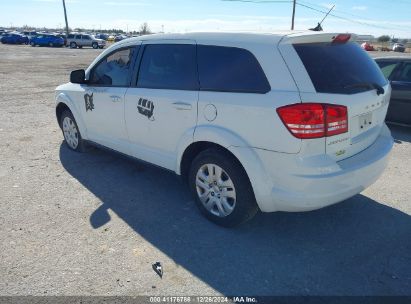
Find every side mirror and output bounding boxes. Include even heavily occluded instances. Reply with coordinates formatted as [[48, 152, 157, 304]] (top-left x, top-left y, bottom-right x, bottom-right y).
[[70, 69, 86, 84]]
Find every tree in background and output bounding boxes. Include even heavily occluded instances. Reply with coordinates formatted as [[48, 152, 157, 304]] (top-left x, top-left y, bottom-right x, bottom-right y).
[[139, 22, 151, 35], [377, 35, 391, 50], [377, 35, 391, 43]]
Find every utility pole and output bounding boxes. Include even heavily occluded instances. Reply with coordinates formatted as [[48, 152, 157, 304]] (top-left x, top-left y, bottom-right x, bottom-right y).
[[62, 0, 69, 36], [291, 0, 296, 30]]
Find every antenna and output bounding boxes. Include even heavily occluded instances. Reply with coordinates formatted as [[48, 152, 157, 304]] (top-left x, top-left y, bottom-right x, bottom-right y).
[[309, 4, 335, 31]]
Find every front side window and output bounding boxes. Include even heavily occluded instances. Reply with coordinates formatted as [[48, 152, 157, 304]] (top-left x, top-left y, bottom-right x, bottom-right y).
[[68, 34, 74, 39], [89, 47, 137, 86], [75, 35, 81, 39], [197, 45, 270, 93], [137, 44, 198, 90]]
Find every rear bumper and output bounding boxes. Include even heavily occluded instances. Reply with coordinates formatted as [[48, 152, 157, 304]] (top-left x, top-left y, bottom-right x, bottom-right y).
[[241, 124, 393, 212]]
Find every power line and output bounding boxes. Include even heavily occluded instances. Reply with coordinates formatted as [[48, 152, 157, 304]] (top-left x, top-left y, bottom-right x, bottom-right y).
[[221, 0, 411, 33], [222, 0, 292, 3], [296, 1, 411, 32]]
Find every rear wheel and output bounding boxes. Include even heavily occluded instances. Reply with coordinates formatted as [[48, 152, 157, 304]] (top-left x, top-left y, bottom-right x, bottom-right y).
[[70, 42, 77, 48], [92, 42, 98, 49], [188, 148, 259, 227], [60, 110, 86, 152]]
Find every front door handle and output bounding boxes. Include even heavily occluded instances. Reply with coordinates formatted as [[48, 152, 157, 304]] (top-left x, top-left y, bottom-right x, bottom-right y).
[[172, 102, 192, 110], [110, 95, 122, 102]]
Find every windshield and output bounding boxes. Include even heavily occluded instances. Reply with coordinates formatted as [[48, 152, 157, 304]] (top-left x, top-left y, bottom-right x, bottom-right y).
[[294, 42, 388, 94]]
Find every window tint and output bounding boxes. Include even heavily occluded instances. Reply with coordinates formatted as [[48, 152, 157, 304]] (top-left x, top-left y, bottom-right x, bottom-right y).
[[197, 45, 270, 93], [89, 47, 137, 87], [75, 35, 81, 39], [67, 34, 74, 39], [376, 61, 399, 79], [137, 44, 198, 90], [294, 42, 387, 94], [393, 63, 411, 82]]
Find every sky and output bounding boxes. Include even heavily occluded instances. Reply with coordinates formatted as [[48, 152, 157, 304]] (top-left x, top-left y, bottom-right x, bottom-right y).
[[1, 0, 411, 38]]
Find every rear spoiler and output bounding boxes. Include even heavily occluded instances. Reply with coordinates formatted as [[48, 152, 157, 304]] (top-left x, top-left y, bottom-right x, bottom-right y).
[[279, 32, 357, 45]]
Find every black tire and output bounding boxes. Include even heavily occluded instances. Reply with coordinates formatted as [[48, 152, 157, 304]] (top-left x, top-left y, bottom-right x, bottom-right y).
[[99, 46, 104, 49], [92, 42, 98, 49], [60, 110, 86, 152], [30, 41, 35, 47], [78, 45, 83, 49], [70, 42, 77, 49], [188, 148, 259, 227], [49, 42, 54, 47]]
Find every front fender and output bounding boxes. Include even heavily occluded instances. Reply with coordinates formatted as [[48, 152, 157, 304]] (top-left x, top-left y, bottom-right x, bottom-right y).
[[55, 92, 88, 140]]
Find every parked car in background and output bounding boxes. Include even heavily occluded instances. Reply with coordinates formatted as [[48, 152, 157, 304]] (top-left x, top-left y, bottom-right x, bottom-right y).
[[95, 33, 109, 40], [67, 33, 106, 49], [30, 34, 64, 47], [361, 42, 375, 51], [23, 31, 38, 40], [392, 43, 405, 53], [375, 57, 411, 126], [55, 32, 393, 226], [1, 33, 28, 44], [56, 34, 67, 46], [107, 35, 115, 42], [114, 35, 128, 42]]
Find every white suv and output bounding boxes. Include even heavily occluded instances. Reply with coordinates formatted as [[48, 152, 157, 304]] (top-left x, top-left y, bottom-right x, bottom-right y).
[[55, 32, 393, 226]]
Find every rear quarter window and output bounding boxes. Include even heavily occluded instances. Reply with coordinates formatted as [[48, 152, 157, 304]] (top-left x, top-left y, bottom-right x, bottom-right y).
[[197, 45, 270, 94], [294, 42, 387, 94]]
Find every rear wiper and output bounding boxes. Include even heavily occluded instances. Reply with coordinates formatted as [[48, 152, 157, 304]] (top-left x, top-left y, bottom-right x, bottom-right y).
[[343, 82, 385, 95]]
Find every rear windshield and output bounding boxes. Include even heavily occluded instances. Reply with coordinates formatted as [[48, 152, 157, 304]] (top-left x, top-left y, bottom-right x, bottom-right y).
[[294, 42, 387, 94]]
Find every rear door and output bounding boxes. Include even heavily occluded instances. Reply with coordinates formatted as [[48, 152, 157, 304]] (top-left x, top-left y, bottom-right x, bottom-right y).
[[81, 35, 92, 47], [389, 61, 411, 125], [279, 33, 390, 161], [124, 41, 199, 170]]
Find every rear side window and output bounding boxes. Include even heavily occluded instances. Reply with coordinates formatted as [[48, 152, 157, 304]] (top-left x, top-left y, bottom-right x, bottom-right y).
[[137, 44, 198, 90], [75, 35, 81, 39], [197, 45, 270, 93], [376, 61, 399, 79], [67, 34, 74, 39], [393, 62, 411, 82], [294, 42, 387, 94]]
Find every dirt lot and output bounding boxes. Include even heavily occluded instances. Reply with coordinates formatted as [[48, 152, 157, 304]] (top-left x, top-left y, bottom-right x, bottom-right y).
[[0, 43, 411, 296]]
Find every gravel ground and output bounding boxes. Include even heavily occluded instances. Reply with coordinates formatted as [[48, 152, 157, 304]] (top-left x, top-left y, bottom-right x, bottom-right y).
[[0, 44, 410, 296]]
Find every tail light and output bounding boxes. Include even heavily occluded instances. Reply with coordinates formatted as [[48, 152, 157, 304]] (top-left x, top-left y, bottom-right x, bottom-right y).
[[277, 103, 348, 139]]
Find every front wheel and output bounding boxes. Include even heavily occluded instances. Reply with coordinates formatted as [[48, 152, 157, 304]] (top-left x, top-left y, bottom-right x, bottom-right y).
[[188, 148, 259, 227], [60, 110, 86, 152], [70, 42, 77, 48], [30, 41, 35, 47], [49, 42, 54, 47], [92, 42, 98, 49]]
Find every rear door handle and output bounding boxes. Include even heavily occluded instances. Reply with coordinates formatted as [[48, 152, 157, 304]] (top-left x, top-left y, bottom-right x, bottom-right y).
[[110, 95, 122, 102], [172, 102, 192, 110]]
